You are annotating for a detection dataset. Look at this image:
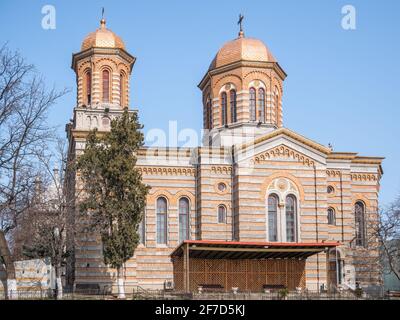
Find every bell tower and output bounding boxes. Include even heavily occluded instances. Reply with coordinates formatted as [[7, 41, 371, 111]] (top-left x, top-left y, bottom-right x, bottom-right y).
[[198, 17, 287, 147], [70, 17, 135, 133]]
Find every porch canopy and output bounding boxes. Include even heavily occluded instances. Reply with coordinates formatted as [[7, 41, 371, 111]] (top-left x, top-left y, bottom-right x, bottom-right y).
[[171, 240, 340, 292], [171, 240, 340, 260]]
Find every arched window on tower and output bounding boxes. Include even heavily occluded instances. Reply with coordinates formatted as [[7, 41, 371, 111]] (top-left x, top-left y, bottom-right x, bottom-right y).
[[286, 195, 297, 242], [221, 92, 227, 126], [119, 72, 125, 107], [268, 194, 278, 241], [230, 89, 237, 123], [274, 89, 279, 125], [258, 88, 265, 122], [218, 205, 227, 224], [206, 97, 212, 129], [85, 70, 91, 105], [249, 87, 256, 121], [102, 69, 110, 103], [179, 198, 190, 242], [355, 201, 366, 247], [328, 207, 336, 225], [156, 197, 168, 244]]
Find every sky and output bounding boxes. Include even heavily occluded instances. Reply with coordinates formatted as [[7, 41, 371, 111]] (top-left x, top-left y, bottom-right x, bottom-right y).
[[0, 0, 399, 206]]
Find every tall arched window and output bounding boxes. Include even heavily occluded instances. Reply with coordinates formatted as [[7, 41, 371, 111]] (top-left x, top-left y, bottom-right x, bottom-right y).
[[179, 198, 190, 242], [286, 195, 297, 242], [268, 194, 278, 241], [221, 92, 227, 126], [258, 88, 265, 122], [355, 201, 366, 246], [274, 89, 279, 124], [156, 197, 168, 244], [119, 72, 125, 107], [218, 205, 226, 223], [328, 208, 336, 225], [102, 69, 110, 103], [230, 90, 237, 123], [206, 97, 212, 129], [85, 71, 91, 105], [249, 87, 256, 121], [139, 208, 146, 245]]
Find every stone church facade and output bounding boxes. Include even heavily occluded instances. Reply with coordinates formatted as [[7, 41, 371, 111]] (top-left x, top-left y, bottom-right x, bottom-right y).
[[65, 18, 384, 294]]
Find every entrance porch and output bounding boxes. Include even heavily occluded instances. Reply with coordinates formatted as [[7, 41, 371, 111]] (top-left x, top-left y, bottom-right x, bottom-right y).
[[171, 240, 339, 293]]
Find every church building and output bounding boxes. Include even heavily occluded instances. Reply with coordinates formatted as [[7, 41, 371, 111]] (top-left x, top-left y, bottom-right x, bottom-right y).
[[65, 17, 384, 294]]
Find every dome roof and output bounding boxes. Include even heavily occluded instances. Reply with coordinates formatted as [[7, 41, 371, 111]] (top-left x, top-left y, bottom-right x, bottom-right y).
[[81, 19, 125, 51], [209, 34, 276, 70]]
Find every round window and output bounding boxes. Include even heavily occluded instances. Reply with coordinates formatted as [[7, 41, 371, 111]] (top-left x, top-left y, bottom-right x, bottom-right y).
[[218, 182, 227, 192], [327, 186, 335, 194]]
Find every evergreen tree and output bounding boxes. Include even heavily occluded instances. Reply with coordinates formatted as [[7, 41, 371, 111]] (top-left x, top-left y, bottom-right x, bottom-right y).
[[77, 110, 149, 298]]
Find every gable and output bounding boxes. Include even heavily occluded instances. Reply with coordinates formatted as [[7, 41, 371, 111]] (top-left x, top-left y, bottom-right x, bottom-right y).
[[235, 128, 330, 166]]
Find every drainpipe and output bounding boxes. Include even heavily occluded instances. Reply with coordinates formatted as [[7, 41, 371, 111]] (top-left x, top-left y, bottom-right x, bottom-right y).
[[231, 145, 235, 241], [313, 164, 320, 290], [340, 171, 345, 242]]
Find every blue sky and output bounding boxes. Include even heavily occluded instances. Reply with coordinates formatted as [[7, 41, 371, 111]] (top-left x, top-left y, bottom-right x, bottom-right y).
[[1, 0, 399, 206]]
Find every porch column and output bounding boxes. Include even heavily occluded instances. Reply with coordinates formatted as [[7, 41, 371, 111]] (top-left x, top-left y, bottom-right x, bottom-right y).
[[183, 243, 190, 292]]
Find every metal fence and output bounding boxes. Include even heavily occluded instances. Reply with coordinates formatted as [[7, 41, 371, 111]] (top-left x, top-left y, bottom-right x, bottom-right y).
[[0, 288, 396, 300]]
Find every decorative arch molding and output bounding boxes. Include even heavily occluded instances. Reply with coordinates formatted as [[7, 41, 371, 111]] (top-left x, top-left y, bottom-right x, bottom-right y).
[[212, 73, 242, 89], [77, 59, 92, 73], [243, 70, 271, 82], [147, 190, 174, 206], [272, 76, 283, 95], [137, 166, 196, 177], [351, 173, 378, 182], [218, 82, 237, 94], [252, 144, 316, 167], [95, 58, 119, 72], [351, 194, 371, 208], [260, 172, 305, 202], [248, 79, 267, 90], [326, 170, 342, 177], [173, 190, 195, 208], [210, 166, 232, 175]]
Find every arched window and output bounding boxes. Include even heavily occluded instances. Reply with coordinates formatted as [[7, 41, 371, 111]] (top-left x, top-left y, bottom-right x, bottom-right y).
[[230, 90, 237, 123], [85, 71, 91, 105], [328, 207, 336, 225], [355, 201, 366, 246], [139, 208, 146, 245], [221, 92, 227, 126], [119, 72, 125, 107], [268, 194, 278, 241], [249, 87, 256, 121], [274, 90, 279, 124], [206, 97, 212, 129], [179, 198, 190, 242], [218, 205, 226, 223], [258, 88, 265, 122], [156, 197, 168, 244], [285, 195, 297, 242], [102, 69, 110, 103]]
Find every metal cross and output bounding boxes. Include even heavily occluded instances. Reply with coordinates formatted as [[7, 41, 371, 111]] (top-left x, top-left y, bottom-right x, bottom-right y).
[[238, 14, 244, 32]]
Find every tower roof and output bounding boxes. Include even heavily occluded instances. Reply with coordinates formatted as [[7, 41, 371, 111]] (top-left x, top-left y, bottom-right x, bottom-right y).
[[209, 35, 276, 71], [81, 18, 125, 51]]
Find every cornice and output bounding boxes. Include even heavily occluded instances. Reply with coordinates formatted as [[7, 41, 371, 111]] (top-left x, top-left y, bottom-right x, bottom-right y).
[[198, 60, 287, 90]]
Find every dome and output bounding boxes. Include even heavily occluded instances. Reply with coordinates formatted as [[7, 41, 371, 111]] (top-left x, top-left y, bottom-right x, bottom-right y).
[[209, 34, 276, 70], [81, 19, 125, 51]]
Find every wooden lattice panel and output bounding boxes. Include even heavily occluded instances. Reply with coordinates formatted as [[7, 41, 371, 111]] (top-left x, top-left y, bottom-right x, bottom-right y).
[[172, 258, 306, 292]]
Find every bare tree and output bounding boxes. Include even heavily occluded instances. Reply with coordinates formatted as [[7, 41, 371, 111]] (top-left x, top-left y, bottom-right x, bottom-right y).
[[0, 44, 66, 298], [15, 138, 78, 299], [374, 197, 400, 282]]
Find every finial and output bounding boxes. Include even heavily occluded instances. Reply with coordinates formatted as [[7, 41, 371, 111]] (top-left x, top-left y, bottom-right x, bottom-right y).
[[100, 7, 106, 28], [238, 14, 244, 38], [328, 143, 333, 151]]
